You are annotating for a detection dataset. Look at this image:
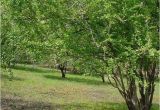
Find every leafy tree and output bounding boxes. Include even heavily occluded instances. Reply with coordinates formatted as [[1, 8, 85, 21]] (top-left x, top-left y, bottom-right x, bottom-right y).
[[1, 0, 29, 79], [1, 0, 74, 78], [65, 0, 159, 110]]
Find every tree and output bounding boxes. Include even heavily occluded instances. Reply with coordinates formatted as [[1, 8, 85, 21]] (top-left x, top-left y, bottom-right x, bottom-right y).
[[75, 57, 107, 82], [1, 0, 29, 79], [53, 39, 70, 78], [65, 0, 159, 110], [1, 0, 74, 79]]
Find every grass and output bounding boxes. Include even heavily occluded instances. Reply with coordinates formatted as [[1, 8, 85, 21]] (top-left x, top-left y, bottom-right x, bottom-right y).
[[1, 64, 160, 110]]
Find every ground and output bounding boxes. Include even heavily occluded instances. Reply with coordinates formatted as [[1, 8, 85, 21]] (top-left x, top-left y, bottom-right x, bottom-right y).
[[1, 64, 159, 110]]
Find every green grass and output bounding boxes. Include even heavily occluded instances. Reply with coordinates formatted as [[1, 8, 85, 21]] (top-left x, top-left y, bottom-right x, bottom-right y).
[[1, 64, 159, 110]]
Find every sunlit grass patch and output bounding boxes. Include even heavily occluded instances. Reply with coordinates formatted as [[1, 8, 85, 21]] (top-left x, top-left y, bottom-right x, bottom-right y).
[[1, 65, 159, 110]]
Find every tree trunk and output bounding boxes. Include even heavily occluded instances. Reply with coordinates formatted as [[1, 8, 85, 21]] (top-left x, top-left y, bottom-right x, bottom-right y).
[[123, 79, 140, 110], [60, 69, 65, 78], [124, 97, 140, 110], [125, 100, 137, 110], [139, 82, 155, 110], [57, 62, 67, 78], [110, 60, 158, 110], [101, 74, 105, 83], [124, 76, 156, 110]]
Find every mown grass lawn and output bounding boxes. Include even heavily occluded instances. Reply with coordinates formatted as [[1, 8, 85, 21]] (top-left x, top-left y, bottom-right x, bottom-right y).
[[1, 65, 159, 110]]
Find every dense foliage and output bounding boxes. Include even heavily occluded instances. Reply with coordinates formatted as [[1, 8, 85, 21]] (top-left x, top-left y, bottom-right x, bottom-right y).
[[1, 0, 159, 110]]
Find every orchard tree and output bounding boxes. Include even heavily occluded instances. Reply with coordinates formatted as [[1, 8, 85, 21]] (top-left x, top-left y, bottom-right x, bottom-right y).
[[1, 0, 75, 78], [75, 57, 107, 82], [1, 0, 29, 79], [65, 0, 159, 110], [52, 39, 70, 78]]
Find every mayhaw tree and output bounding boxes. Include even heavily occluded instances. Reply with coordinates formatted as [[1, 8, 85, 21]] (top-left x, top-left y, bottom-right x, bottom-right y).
[[63, 0, 110, 82], [1, 0, 29, 80], [65, 0, 159, 110], [1, 0, 51, 78], [74, 57, 108, 82], [51, 38, 71, 78], [1, 0, 75, 78]]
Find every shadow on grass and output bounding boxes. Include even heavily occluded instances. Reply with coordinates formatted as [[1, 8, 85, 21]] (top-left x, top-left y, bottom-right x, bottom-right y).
[[12, 65, 53, 73], [1, 97, 127, 110], [44, 74, 109, 85], [1, 74, 25, 81], [2, 97, 159, 110], [1, 97, 52, 110], [1, 97, 126, 110], [63, 102, 128, 110]]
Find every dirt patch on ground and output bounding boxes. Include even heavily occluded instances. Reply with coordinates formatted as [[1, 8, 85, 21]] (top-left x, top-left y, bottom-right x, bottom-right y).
[[87, 89, 107, 101], [1, 97, 53, 110]]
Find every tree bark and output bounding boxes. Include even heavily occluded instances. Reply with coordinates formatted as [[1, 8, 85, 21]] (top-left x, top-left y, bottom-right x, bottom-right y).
[[110, 62, 158, 110], [101, 74, 105, 83], [57, 62, 67, 78], [60, 69, 66, 78], [121, 78, 140, 110]]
